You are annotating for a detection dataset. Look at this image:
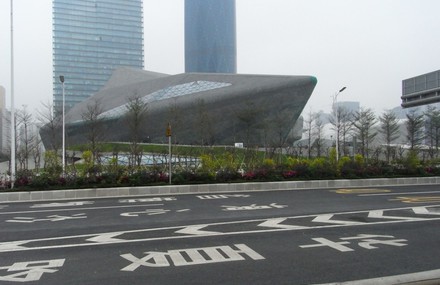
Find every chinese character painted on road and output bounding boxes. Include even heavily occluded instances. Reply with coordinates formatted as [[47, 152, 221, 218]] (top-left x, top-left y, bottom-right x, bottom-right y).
[[31, 201, 94, 208], [222, 203, 287, 211], [0, 259, 65, 282], [340, 234, 408, 249], [300, 233, 408, 252], [120, 208, 190, 217], [6, 213, 87, 223], [119, 197, 177, 203], [120, 244, 264, 271]]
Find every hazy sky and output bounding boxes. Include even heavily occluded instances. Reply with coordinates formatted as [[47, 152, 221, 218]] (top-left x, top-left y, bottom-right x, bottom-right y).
[[1, 0, 440, 115]]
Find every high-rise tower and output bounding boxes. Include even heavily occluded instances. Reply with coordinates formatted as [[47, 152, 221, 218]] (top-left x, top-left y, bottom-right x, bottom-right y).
[[185, 0, 237, 73], [52, 0, 144, 111]]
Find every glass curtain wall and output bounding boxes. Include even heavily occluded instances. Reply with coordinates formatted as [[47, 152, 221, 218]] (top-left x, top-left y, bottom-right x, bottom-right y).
[[53, 0, 144, 112]]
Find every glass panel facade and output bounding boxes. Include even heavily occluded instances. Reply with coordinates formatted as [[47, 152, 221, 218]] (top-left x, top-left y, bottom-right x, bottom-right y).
[[403, 70, 440, 95], [185, 0, 236, 73], [96, 81, 232, 121], [53, 0, 144, 111]]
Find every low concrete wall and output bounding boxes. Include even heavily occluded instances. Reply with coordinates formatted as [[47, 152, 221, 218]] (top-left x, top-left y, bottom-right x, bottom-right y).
[[1, 176, 439, 203]]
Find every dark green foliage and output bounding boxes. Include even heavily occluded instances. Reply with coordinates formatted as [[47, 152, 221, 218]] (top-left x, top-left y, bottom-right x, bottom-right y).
[[3, 144, 440, 191]]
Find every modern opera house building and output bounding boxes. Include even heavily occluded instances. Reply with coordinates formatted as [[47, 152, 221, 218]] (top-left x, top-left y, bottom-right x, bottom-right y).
[[44, 68, 317, 147]]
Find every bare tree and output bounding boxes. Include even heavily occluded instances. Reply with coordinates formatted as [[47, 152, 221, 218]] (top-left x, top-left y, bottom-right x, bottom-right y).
[[339, 109, 354, 157], [195, 98, 214, 145], [16, 106, 34, 170], [379, 110, 400, 163], [37, 101, 62, 152], [81, 99, 105, 164], [330, 106, 353, 158], [303, 110, 314, 158], [312, 112, 325, 157], [167, 98, 183, 144], [424, 105, 440, 158], [32, 136, 43, 170], [267, 110, 293, 159], [405, 109, 424, 151], [352, 108, 377, 160], [125, 95, 148, 167], [235, 100, 260, 146]]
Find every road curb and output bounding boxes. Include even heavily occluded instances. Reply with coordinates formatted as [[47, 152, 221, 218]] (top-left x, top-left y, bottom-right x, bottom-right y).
[[0, 176, 439, 203]]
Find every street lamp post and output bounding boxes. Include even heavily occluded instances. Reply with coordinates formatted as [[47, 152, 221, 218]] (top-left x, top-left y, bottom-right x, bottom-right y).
[[59, 75, 65, 174], [333, 86, 347, 163], [10, 0, 15, 188]]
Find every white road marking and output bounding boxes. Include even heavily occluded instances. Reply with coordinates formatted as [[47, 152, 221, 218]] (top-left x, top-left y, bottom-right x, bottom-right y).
[[121, 208, 170, 217], [368, 210, 427, 221], [175, 225, 220, 236], [31, 201, 94, 208], [176, 209, 190, 213], [196, 194, 250, 199], [413, 206, 440, 215], [6, 213, 87, 223], [300, 238, 353, 252], [312, 214, 363, 225], [258, 218, 310, 230], [0, 205, 439, 253], [119, 197, 177, 203], [120, 244, 263, 270], [222, 203, 287, 211], [87, 232, 125, 243], [0, 241, 29, 252], [300, 234, 408, 252], [0, 204, 164, 215], [0, 259, 65, 282]]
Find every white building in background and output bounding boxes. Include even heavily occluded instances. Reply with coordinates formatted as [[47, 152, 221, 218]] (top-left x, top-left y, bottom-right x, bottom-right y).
[[335, 101, 360, 114]]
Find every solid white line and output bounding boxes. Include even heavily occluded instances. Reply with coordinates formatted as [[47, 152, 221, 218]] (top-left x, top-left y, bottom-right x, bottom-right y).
[[360, 190, 440, 197], [0, 204, 164, 215], [312, 268, 440, 285]]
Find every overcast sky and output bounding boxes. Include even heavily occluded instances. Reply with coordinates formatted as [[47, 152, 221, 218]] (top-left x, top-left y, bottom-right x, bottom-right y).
[[1, 0, 440, 115]]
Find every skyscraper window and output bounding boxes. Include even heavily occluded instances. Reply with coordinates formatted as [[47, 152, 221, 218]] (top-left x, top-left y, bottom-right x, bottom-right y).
[[185, 0, 237, 74], [52, 0, 144, 112]]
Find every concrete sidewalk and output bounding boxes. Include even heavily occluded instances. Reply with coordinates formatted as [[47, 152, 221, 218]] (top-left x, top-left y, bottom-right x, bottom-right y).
[[0, 176, 439, 203]]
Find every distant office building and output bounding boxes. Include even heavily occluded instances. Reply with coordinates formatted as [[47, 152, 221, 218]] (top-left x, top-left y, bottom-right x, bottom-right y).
[[401, 69, 440, 108], [336, 101, 360, 114], [185, 0, 237, 73], [52, 0, 144, 112]]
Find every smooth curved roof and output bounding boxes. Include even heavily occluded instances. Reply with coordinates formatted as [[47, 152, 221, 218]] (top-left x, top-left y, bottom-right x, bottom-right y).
[[59, 67, 317, 146]]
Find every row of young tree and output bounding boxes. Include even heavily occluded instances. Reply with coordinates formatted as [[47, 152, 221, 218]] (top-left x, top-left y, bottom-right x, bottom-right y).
[[5, 96, 440, 178], [301, 105, 440, 163]]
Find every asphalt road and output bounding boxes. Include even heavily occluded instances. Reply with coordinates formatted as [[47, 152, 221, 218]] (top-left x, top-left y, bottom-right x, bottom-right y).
[[1, 184, 440, 284]]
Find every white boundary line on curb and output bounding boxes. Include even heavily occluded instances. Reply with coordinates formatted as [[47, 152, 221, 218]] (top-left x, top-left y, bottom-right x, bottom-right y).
[[312, 268, 440, 285]]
